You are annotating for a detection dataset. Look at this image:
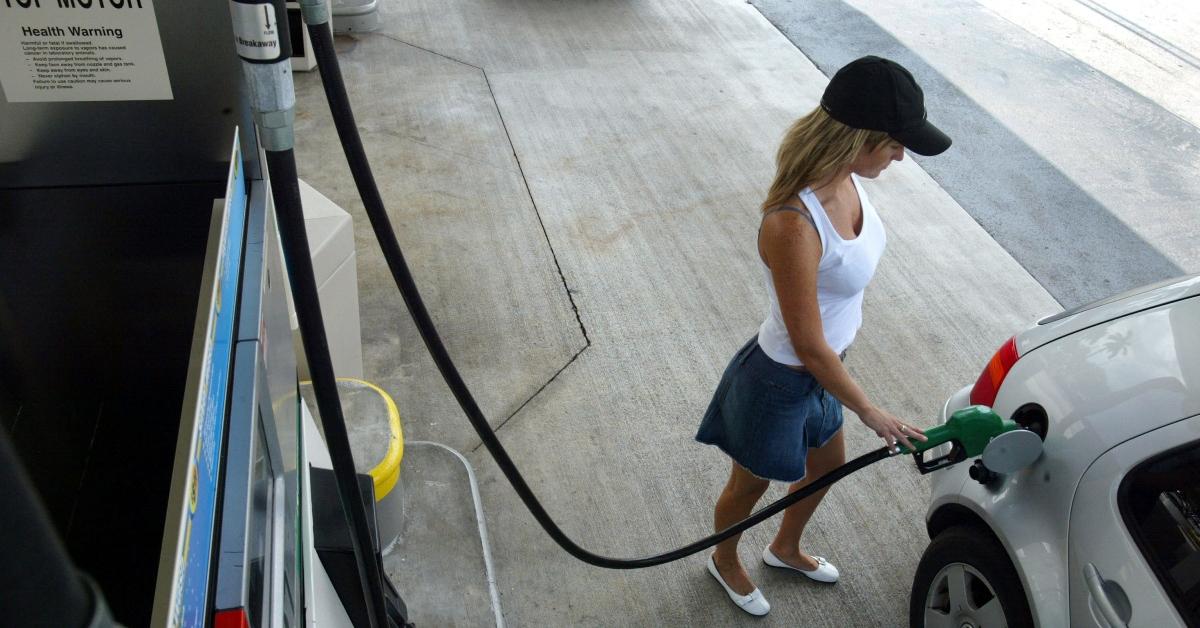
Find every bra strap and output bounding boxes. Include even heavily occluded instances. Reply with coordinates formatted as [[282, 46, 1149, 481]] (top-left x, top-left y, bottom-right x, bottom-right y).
[[762, 205, 817, 230]]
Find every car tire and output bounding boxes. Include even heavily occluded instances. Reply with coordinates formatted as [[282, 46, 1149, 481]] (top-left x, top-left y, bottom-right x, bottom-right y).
[[909, 525, 1034, 628]]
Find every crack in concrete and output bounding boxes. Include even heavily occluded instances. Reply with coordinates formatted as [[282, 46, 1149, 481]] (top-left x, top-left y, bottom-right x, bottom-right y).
[[369, 33, 592, 444], [476, 59, 592, 444]]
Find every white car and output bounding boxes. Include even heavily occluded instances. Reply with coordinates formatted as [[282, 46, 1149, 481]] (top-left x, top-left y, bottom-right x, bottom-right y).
[[910, 274, 1200, 628]]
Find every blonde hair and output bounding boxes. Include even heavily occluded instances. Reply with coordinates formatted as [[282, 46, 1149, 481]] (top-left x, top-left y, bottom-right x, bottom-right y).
[[761, 107, 891, 213]]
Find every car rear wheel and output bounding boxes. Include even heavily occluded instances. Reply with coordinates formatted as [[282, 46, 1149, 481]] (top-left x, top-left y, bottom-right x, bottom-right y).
[[909, 525, 1034, 628]]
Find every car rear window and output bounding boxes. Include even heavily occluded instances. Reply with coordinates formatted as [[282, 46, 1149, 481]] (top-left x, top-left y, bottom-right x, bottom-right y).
[[1119, 442, 1200, 624]]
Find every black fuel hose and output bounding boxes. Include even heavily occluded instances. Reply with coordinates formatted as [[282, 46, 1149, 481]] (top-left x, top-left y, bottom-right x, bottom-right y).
[[305, 22, 897, 569], [265, 147, 392, 624]]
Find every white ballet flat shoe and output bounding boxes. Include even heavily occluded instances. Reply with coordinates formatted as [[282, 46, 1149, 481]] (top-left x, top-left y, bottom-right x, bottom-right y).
[[762, 547, 840, 583], [706, 555, 770, 616]]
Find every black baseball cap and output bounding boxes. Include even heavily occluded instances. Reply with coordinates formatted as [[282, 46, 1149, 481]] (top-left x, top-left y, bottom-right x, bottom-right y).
[[820, 56, 951, 156]]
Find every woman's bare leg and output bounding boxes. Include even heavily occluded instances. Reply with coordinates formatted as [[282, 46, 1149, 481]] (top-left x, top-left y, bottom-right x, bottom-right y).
[[712, 460, 770, 594], [768, 428, 846, 569]]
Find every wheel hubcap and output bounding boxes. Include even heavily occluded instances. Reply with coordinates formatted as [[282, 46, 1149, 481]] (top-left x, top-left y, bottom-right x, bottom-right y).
[[923, 562, 1007, 628]]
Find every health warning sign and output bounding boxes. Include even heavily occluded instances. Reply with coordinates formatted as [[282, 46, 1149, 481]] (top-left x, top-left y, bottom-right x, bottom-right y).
[[0, 0, 172, 102]]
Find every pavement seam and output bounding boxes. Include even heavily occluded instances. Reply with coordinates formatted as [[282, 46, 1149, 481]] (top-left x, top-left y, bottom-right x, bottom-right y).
[[476, 66, 591, 347], [471, 345, 589, 452], [368, 32, 593, 444], [373, 32, 480, 70], [475, 59, 592, 446]]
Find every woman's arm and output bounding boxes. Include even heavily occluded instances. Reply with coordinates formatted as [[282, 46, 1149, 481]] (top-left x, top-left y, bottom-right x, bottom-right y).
[[760, 210, 925, 450]]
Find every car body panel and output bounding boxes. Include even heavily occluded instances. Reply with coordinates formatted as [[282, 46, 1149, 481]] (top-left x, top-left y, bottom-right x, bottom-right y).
[[1018, 273, 1200, 355], [938, 448, 1071, 627], [1006, 295, 1200, 469], [933, 386, 1068, 628], [1068, 415, 1197, 628], [927, 293, 1200, 627]]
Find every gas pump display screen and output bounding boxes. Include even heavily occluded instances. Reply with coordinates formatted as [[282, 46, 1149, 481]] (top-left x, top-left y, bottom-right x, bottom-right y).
[[156, 134, 247, 627]]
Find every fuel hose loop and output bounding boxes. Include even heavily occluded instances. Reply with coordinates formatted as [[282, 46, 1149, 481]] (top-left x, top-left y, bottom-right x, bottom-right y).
[[303, 19, 902, 569]]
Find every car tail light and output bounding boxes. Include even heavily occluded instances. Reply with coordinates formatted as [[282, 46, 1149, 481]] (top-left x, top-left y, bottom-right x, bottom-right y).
[[970, 336, 1019, 407]]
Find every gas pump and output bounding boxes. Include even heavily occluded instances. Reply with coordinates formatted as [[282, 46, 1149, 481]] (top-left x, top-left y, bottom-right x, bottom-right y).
[[0, 1, 405, 625]]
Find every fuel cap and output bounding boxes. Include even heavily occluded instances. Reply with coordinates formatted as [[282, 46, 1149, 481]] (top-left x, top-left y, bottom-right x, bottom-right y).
[[981, 429, 1043, 474]]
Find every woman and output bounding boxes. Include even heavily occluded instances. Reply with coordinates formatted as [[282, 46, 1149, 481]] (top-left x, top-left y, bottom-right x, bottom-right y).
[[695, 56, 950, 616]]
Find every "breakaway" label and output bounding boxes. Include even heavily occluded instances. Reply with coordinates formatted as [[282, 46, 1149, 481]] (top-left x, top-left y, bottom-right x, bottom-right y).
[[229, 1, 281, 62]]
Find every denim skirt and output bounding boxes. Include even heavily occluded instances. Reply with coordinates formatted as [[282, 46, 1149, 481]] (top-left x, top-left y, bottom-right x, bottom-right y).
[[696, 336, 844, 482]]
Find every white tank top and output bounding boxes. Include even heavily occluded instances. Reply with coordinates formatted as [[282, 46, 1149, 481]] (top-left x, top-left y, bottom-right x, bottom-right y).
[[757, 174, 886, 366]]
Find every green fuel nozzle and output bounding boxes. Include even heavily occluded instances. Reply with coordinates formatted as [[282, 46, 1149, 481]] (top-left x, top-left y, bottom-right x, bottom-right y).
[[897, 405, 1020, 474]]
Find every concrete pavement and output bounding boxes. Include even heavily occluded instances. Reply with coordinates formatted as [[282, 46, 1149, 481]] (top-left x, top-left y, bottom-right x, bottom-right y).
[[293, 0, 1060, 625]]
